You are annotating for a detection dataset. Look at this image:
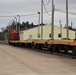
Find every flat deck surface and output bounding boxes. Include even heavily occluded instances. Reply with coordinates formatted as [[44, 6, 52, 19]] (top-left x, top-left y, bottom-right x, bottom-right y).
[[0, 44, 76, 75]]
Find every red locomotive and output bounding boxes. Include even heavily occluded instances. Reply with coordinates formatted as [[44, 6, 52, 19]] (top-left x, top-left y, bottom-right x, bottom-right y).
[[9, 30, 19, 40]]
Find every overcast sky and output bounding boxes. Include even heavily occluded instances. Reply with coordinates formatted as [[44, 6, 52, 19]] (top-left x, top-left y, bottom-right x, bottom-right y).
[[0, 0, 76, 29]]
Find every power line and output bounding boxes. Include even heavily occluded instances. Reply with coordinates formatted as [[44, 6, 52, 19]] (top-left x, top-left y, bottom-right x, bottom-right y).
[[0, 11, 52, 18], [43, 0, 50, 5], [20, 13, 37, 17], [0, 8, 76, 18], [0, 15, 16, 17], [55, 8, 76, 15], [0, 13, 38, 17], [43, 0, 51, 16], [55, 8, 66, 13]]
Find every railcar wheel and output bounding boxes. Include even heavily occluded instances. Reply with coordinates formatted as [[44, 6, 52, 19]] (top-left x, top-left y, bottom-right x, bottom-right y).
[[64, 50, 68, 54], [55, 46, 60, 53], [63, 46, 68, 54], [49, 45, 56, 53], [27, 43, 32, 48], [31, 42, 35, 49], [36, 44, 42, 49], [72, 47, 76, 56]]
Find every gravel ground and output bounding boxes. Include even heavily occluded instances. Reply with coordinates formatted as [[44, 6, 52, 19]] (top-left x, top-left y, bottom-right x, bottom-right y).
[[0, 44, 76, 75]]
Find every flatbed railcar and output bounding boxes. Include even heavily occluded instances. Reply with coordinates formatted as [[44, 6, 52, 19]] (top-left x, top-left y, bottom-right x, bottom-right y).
[[9, 39, 76, 56], [8, 24, 76, 56]]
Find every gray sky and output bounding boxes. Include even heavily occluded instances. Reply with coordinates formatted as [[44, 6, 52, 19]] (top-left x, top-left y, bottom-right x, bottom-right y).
[[0, 0, 76, 29]]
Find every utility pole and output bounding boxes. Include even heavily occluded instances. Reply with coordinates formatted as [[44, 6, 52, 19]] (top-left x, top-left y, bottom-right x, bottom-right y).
[[41, 0, 43, 40], [51, 0, 54, 40], [59, 20, 62, 39], [8, 22, 11, 31], [38, 12, 40, 39], [17, 15, 20, 30], [15, 17, 17, 30], [75, 28, 76, 39], [66, 0, 69, 39], [71, 22, 73, 28], [12, 19, 15, 29], [17, 15, 20, 23]]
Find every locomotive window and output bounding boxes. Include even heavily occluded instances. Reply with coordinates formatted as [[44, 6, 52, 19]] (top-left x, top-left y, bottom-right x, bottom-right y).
[[37, 33, 40, 38], [49, 33, 51, 38], [58, 33, 62, 38]]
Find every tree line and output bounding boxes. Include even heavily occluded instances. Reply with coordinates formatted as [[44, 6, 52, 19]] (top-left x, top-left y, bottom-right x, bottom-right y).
[[5, 21, 35, 32], [0, 21, 36, 40], [64, 26, 76, 31]]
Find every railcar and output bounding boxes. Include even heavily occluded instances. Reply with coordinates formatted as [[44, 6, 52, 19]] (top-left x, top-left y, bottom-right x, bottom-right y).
[[8, 24, 76, 56], [8, 30, 19, 45], [9, 30, 19, 40]]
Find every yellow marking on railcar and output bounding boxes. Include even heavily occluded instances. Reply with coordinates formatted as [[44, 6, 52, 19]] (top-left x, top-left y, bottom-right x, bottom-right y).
[[26, 40, 34, 43], [19, 40, 27, 43], [35, 40, 47, 44], [9, 40, 19, 43], [47, 39, 76, 46]]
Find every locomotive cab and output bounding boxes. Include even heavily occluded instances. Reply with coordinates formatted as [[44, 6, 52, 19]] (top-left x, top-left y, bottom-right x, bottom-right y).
[[9, 30, 19, 40]]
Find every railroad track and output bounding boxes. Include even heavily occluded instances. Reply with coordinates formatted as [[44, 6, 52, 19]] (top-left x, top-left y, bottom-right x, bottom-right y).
[[1, 43, 76, 59], [16, 45, 76, 59]]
